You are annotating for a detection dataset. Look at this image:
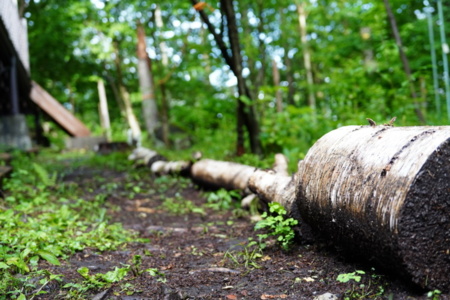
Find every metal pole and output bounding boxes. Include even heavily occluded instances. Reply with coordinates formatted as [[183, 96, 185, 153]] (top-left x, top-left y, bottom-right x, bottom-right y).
[[426, 9, 441, 118], [10, 56, 19, 115], [437, 0, 450, 121]]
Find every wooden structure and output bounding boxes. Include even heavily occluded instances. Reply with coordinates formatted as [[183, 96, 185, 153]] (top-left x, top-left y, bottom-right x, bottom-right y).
[[30, 81, 91, 137], [0, 0, 34, 150], [0, 1, 92, 150]]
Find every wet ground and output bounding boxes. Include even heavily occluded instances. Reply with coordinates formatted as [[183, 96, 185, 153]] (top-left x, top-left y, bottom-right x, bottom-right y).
[[35, 163, 448, 299]]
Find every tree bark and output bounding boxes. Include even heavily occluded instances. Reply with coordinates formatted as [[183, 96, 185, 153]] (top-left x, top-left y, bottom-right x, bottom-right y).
[[383, 0, 426, 123], [297, 3, 316, 110], [297, 125, 450, 291], [137, 21, 159, 140]]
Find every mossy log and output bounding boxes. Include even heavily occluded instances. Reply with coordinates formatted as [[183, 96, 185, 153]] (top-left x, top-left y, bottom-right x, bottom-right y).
[[296, 125, 450, 291]]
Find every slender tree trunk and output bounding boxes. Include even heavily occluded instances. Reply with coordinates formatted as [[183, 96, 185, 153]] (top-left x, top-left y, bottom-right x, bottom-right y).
[[137, 21, 159, 141], [272, 59, 283, 112], [285, 52, 295, 106], [191, 0, 263, 155], [113, 39, 142, 141], [105, 74, 125, 116], [297, 3, 316, 110], [97, 78, 111, 141], [220, 0, 262, 155], [383, 0, 426, 123], [155, 5, 171, 147]]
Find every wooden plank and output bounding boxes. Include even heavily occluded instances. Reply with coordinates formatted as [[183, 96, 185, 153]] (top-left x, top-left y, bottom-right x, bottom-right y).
[[30, 81, 91, 137]]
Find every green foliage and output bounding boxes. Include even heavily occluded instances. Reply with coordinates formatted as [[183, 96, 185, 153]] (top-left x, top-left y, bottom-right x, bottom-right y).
[[0, 153, 141, 297], [337, 270, 366, 283], [204, 188, 241, 211], [160, 193, 205, 215], [427, 290, 442, 300], [337, 269, 386, 300], [223, 238, 264, 270], [254, 202, 298, 251], [25, 0, 450, 159], [0, 269, 62, 300]]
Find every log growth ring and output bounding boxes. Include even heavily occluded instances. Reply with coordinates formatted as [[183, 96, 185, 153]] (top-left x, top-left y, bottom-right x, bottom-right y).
[[296, 125, 450, 290]]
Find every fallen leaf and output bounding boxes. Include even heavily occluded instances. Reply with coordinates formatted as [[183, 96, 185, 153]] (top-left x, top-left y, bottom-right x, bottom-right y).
[[261, 294, 288, 299], [261, 255, 271, 261], [303, 277, 315, 282], [136, 207, 156, 213], [226, 295, 237, 300]]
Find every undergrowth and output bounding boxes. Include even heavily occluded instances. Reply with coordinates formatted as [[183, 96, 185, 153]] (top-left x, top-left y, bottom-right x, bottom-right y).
[[0, 152, 146, 299]]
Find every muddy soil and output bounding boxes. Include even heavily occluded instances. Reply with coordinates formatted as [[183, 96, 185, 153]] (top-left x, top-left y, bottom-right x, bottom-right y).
[[36, 163, 447, 300]]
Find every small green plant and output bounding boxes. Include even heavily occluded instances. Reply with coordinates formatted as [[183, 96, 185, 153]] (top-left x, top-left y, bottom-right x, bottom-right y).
[[427, 289, 442, 300], [0, 152, 142, 298], [254, 202, 298, 251], [204, 188, 240, 211], [337, 270, 366, 283], [223, 238, 263, 270], [337, 270, 386, 300], [160, 193, 205, 215]]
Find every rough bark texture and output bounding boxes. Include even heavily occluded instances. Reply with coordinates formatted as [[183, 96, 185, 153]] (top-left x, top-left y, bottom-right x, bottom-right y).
[[296, 125, 450, 291], [248, 170, 297, 218]]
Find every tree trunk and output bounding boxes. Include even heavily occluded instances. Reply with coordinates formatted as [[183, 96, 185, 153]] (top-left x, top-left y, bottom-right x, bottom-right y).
[[383, 0, 426, 123], [137, 22, 159, 140], [272, 59, 283, 112], [297, 125, 450, 291], [297, 3, 316, 110], [113, 39, 142, 142], [97, 78, 111, 141], [191, 0, 262, 155], [155, 5, 171, 146], [220, 0, 262, 155], [285, 51, 295, 106]]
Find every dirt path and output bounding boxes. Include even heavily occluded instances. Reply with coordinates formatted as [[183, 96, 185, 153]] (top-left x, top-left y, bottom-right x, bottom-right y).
[[37, 164, 443, 299]]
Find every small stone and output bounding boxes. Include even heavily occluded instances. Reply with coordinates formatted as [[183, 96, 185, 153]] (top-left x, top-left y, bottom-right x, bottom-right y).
[[313, 292, 338, 300]]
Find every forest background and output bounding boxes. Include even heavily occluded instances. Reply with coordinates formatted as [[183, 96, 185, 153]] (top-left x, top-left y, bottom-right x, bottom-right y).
[[22, 0, 450, 167]]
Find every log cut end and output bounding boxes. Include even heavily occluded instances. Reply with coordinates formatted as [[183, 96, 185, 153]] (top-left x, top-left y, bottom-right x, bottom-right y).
[[296, 126, 450, 291], [397, 139, 450, 291]]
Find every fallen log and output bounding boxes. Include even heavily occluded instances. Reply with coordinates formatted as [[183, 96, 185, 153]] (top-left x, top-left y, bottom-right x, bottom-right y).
[[190, 159, 256, 193], [128, 124, 450, 291], [296, 125, 450, 291]]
